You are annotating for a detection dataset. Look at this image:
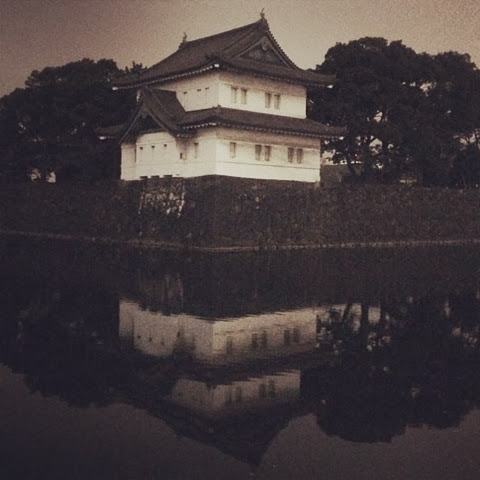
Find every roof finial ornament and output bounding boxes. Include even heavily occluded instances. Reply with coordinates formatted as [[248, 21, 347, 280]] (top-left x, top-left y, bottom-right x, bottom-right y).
[[260, 8, 265, 20], [179, 32, 188, 49]]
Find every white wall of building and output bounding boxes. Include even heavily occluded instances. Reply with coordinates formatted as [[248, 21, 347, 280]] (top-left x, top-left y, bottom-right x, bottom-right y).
[[118, 300, 318, 362], [120, 127, 321, 182], [120, 130, 218, 180], [159, 70, 306, 118], [208, 310, 318, 361], [218, 71, 306, 118], [161, 72, 221, 111], [169, 370, 301, 417], [120, 144, 137, 181], [119, 301, 215, 358], [214, 128, 321, 182]]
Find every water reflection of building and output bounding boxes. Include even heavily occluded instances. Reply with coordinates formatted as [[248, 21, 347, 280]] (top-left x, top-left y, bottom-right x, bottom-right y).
[[170, 370, 301, 417], [119, 300, 317, 363], [118, 299, 317, 466]]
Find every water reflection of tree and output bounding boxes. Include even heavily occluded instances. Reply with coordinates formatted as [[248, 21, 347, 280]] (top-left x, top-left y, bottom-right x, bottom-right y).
[[307, 291, 480, 442], [0, 278, 130, 407], [2, 242, 480, 459]]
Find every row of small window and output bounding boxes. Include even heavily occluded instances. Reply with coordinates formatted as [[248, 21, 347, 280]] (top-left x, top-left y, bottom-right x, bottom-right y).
[[224, 381, 276, 405], [138, 143, 199, 160], [225, 328, 301, 354], [230, 86, 281, 109], [230, 142, 304, 163]]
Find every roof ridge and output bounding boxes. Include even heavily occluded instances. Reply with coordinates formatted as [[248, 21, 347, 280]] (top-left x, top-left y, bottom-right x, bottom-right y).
[[136, 20, 262, 82], [180, 19, 262, 49]]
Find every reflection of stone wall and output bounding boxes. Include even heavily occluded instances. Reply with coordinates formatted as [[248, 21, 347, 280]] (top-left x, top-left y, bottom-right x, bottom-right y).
[[1, 176, 480, 248]]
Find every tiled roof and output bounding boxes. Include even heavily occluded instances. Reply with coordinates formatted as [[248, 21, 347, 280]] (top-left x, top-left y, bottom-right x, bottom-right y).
[[110, 88, 344, 141], [113, 17, 333, 88], [118, 89, 190, 142], [215, 56, 334, 86], [179, 107, 345, 138]]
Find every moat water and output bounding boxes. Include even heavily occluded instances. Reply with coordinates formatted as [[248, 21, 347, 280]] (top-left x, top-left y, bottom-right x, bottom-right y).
[[1, 238, 480, 480]]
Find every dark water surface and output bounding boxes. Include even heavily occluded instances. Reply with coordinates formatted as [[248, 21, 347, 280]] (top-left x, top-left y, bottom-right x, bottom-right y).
[[1, 238, 480, 480]]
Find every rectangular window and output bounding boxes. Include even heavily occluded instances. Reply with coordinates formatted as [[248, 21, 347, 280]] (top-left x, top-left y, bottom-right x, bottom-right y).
[[268, 380, 276, 398], [235, 386, 243, 403], [293, 327, 301, 343], [274, 94, 281, 109], [288, 147, 294, 163], [251, 333, 259, 350], [255, 144, 262, 161], [264, 145, 271, 162], [259, 384, 267, 398], [265, 92, 272, 108], [226, 336, 234, 355], [241, 88, 248, 104], [296, 148, 304, 164], [194, 142, 199, 158], [230, 142, 237, 158], [231, 86, 238, 103]]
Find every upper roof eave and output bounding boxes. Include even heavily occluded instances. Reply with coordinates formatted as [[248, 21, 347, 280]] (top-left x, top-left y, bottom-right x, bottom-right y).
[[112, 16, 335, 90], [112, 60, 334, 90]]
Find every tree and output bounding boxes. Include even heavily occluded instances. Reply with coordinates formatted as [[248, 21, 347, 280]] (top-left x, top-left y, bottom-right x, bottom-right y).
[[0, 58, 137, 182], [310, 38, 480, 187]]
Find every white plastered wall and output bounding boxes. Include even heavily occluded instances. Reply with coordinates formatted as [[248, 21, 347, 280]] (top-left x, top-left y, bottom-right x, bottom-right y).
[[120, 126, 321, 182], [218, 71, 307, 118], [118, 300, 318, 362], [169, 371, 301, 417], [158, 70, 307, 118], [120, 144, 136, 180], [214, 127, 321, 182], [209, 309, 318, 361], [161, 72, 221, 111], [120, 130, 219, 180]]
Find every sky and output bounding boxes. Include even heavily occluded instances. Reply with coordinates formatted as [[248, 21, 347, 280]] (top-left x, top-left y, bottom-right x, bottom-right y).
[[1, 0, 479, 97]]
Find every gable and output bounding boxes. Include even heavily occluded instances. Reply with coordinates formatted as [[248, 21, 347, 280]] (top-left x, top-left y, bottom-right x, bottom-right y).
[[121, 112, 167, 143], [239, 37, 291, 67], [127, 115, 165, 139]]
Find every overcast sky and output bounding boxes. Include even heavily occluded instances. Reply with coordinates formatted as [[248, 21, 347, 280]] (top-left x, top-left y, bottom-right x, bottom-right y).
[[1, 0, 479, 97]]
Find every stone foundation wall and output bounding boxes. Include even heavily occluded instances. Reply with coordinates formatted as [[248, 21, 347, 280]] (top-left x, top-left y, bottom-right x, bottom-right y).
[[1, 177, 479, 249]]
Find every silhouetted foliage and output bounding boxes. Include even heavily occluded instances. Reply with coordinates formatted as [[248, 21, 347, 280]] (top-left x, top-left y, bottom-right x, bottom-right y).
[[311, 39, 480, 187], [0, 58, 137, 182]]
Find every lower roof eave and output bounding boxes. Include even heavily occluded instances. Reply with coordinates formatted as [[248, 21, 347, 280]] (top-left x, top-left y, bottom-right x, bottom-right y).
[[181, 123, 341, 139]]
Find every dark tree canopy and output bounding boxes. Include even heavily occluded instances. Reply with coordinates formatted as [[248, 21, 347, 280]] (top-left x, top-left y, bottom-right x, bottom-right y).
[[310, 38, 480, 187], [0, 58, 137, 182]]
